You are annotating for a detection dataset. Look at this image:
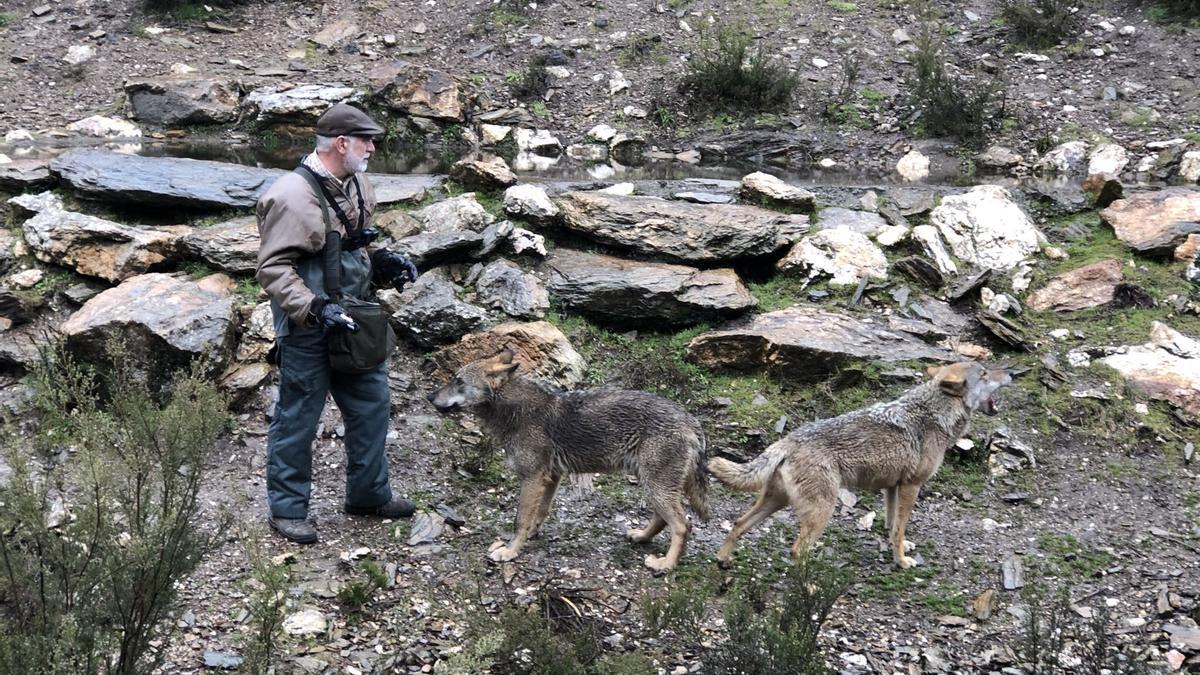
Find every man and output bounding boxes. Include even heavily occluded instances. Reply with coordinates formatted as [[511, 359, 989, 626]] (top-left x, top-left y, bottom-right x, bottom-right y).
[[256, 103, 419, 544]]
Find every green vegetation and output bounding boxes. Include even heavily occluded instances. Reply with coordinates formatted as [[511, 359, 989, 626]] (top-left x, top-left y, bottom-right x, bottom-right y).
[[999, 0, 1081, 48], [240, 535, 291, 675], [508, 55, 552, 101], [0, 12, 16, 27], [829, 0, 857, 11], [1036, 534, 1114, 578], [337, 560, 390, 619], [909, 7, 1003, 143], [680, 24, 799, 114]]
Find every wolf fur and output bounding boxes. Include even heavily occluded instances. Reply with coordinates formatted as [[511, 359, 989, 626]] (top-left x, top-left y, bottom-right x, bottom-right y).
[[709, 362, 1011, 568], [428, 349, 709, 571]]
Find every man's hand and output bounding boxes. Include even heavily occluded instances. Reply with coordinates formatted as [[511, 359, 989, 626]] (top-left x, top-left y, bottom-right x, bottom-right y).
[[372, 249, 419, 290], [311, 296, 360, 333]]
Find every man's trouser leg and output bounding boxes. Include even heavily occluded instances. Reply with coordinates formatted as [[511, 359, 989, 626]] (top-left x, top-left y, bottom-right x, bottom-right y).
[[331, 363, 393, 510], [266, 330, 330, 519]]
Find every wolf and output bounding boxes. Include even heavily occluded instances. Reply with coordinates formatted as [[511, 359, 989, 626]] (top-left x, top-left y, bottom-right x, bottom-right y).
[[708, 362, 1011, 568], [427, 349, 710, 571]]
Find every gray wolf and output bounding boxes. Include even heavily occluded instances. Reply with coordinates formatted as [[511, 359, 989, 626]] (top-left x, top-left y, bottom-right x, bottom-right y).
[[427, 349, 709, 571], [708, 362, 1011, 568], [256, 102, 419, 545]]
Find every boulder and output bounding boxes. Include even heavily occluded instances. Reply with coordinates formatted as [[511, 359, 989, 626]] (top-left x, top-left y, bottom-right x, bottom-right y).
[[515, 129, 563, 156], [776, 229, 888, 286], [430, 321, 585, 387], [814, 207, 889, 237], [0, 158, 54, 192], [391, 230, 485, 267], [739, 172, 816, 211], [9, 192, 187, 282], [976, 145, 1023, 170], [1179, 151, 1200, 183], [60, 273, 238, 386], [686, 305, 955, 378], [896, 150, 930, 181], [179, 215, 258, 274], [503, 184, 559, 223], [555, 191, 809, 263], [369, 61, 464, 121], [1037, 141, 1088, 174], [1085, 144, 1129, 183], [382, 273, 488, 347], [236, 301, 275, 361], [65, 115, 141, 139], [414, 193, 495, 233], [49, 150, 439, 210], [1026, 259, 1123, 312], [930, 185, 1043, 271], [241, 84, 361, 126], [544, 249, 756, 326], [473, 259, 549, 319], [375, 210, 423, 240], [911, 225, 958, 276], [1100, 188, 1200, 257], [0, 229, 17, 275], [124, 77, 241, 126], [449, 156, 516, 189], [1101, 322, 1200, 415]]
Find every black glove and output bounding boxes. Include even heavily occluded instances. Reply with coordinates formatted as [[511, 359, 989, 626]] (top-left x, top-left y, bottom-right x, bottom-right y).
[[310, 296, 360, 333], [343, 227, 380, 252], [371, 249, 419, 290]]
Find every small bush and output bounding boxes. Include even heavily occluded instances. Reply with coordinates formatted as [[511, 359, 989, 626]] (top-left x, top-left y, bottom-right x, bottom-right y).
[[821, 50, 867, 127], [909, 14, 1003, 143], [1020, 587, 1153, 674], [1000, 0, 1082, 48], [710, 554, 849, 675], [1142, 0, 1200, 23], [240, 536, 291, 675], [680, 25, 799, 114], [337, 560, 389, 618], [0, 339, 228, 675], [641, 574, 714, 635], [509, 55, 552, 101]]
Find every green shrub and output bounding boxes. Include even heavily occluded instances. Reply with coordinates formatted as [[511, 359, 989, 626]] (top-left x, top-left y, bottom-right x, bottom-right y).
[[641, 574, 714, 635], [509, 55, 552, 101], [1000, 0, 1082, 48], [711, 554, 849, 675], [240, 535, 291, 675], [1020, 587, 1153, 674], [680, 25, 799, 114], [1143, 0, 1200, 23], [0, 340, 228, 674], [909, 14, 1003, 143], [337, 560, 389, 618]]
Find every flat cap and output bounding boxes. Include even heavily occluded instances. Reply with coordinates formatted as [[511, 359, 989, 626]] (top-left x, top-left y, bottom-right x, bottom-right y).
[[316, 103, 385, 138]]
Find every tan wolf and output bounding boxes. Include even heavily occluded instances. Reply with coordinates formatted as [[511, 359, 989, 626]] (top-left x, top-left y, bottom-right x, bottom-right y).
[[708, 362, 1011, 568], [427, 349, 709, 571]]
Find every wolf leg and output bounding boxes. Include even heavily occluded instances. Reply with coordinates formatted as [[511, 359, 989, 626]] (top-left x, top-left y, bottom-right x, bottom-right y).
[[891, 484, 920, 568], [644, 498, 690, 571], [531, 473, 563, 538], [782, 466, 837, 562], [715, 488, 787, 565], [883, 486, 898, 538], [489, 472, 552, 562], [790, 497, 835, 562], [627, 513, 666, 543]]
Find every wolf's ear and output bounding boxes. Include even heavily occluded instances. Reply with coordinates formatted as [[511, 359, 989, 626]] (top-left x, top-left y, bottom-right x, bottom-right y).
[[495, 347, 515, 364], [488, 361, 520, 383], [937, 371, 967, 397], [925, 365, 942, 378]]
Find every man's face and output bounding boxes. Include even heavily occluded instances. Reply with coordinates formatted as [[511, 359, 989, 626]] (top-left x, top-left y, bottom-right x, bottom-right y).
[[340, 135, 374, 175]]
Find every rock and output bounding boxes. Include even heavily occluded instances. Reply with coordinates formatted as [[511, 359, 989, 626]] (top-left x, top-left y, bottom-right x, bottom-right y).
[[480, 124, 512, 146], [1037, 141, 1088, 174], [739, 172, 816, 211], [587, 124, 618, 143], [555, 191, 809, 263], [9, 192, 187, 282], [544, 249, 755, 326], [1027, 259, 1123, 312], [475, 220, 515, 258], [1179, 151, 1200, 183], [911, 225, 958, 276], [566, 143, 608, 161], [508, 227, 546, 257], [383, 274, 488, 348], [202, 651, 244, 670], [1164, 623, 1200, 652], [309, 18, 358, 48], [608, 133, 646, 163], [1101, 188, 1200, 258], [977, 145, 1023, 170], [242, 84, 361, 125], [894, 256, 945, 288], [598, 183, 635, 196], [7, 269, 43, 290], [65, 115, 141, 139], [179, 215, 258, 274], [474, 259, 549, 319], [236, 302, 275, 361], [124, 77, 241, 126], [64, 44, 96, 66], [431, 321, 585, 387], [449, 156, 516, 189], [282, 608, 328, 636], [503, 184, 559, 223], [218, 363, 271, 404], [415, 193, 495, 233], [893, 28, 911, 44], [608, 71, 631, 95], [1002, 556, 1024, 590], [896, 150, 930, 181], [674, 191, 733, 205], [375, 210, 422, 240], [1086, 144, 1129, 182], [686, 305, 955, 378], [391, 230, 485, 267], [930, 186, 1043, 271], [50, 149, 439, 210], [407, 511, 445, 546], [814, 207, 889, 237], [61, 273, 237, 387], [370, 61, 463, 121], [515, 129, 563, 156], [1101, 322, 1200, 415], [875, 225, 910, 247], [776, 229, 888, 286], [0, 158, 54, 192]]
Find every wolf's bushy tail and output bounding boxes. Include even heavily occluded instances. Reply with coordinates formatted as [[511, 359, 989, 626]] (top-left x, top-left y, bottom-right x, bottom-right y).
[[707, 447, 782, 492], [686, 427, 711, 521]]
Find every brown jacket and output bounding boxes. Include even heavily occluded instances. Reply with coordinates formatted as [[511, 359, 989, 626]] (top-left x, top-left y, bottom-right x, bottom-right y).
[[255, 169, 377, 328]]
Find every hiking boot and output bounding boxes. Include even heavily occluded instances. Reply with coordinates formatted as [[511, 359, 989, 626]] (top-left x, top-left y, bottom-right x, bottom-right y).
[[344, 497, 416, 519], [268, 516, 318, 545]]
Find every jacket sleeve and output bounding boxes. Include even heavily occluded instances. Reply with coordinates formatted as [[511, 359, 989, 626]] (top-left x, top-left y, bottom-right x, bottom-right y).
[[255, 176, 327, 327]]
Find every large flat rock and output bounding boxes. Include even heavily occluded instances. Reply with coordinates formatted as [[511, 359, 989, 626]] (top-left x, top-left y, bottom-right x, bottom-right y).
[[544, 248, 755, 326], [687, 305, 956, 378], [50, 150, 440, 210], [1100, 188, 1200, 257], [1101, 322, 1200, 415], [179, 215, 259, 274], [555, 191, 809, 263]]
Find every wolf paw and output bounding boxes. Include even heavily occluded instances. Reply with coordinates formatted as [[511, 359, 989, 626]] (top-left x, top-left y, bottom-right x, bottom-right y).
[[895, 555, 917, 569], [626, 527, 652, 543], [488, 541, 520, 562], [643, 555, 676, 572]]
